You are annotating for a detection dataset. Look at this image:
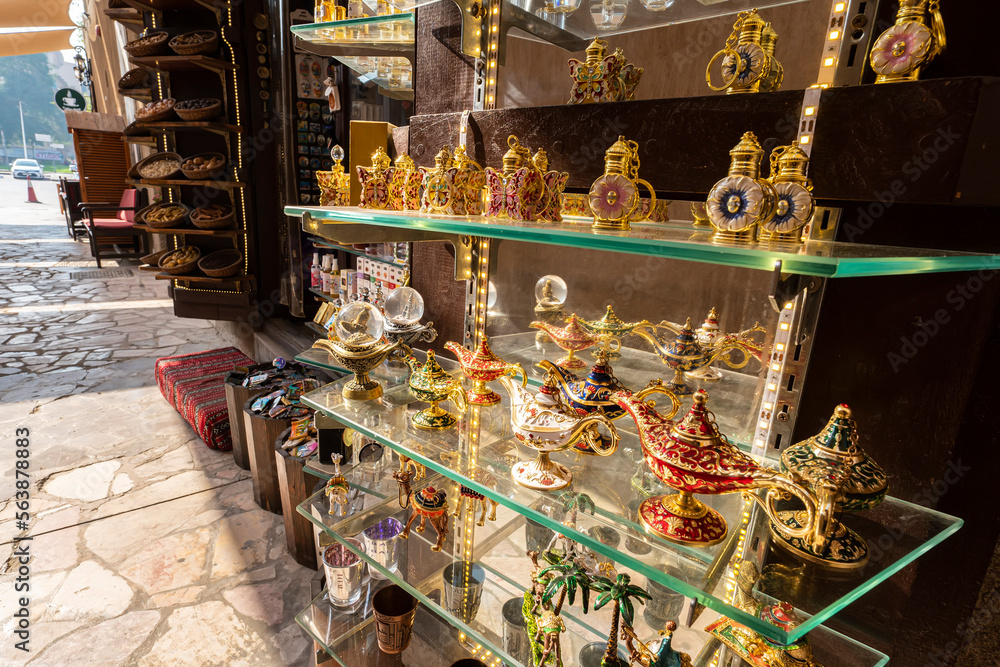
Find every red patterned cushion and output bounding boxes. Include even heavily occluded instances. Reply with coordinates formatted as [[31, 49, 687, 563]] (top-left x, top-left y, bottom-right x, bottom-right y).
[[154, 347, 254, 451]]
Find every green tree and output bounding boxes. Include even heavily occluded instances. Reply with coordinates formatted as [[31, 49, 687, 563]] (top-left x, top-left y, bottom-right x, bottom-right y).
[[0, 53, 73, 151], [591, 572, 652, 667], [539, 551, 593, 616]]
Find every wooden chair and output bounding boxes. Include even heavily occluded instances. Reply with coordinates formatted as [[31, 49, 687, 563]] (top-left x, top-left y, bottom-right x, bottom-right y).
[[59, 179, 86, 241], [79, 188, 147, 267]]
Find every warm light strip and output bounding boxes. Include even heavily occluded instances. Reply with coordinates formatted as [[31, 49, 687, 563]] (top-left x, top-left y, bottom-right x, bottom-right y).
[[221, 9, 250, 275]]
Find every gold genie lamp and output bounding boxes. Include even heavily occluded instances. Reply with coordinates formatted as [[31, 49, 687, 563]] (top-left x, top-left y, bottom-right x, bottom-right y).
[[687, 307, 723, 382], [539, 348, 680, 455], [312, 301, 402, 401], [706, 9, 782, 95], [579, 304, 651, 360], [530, 313, 602, 371], [404, 350, 468, 430], [870, 0, 945, 84], [499, 370, 620, 490], [633, 317, 765, 396], [705, 561, 823, 667], [770, 404, 888, 569], [445, 336, 526, 406], [356, 146, 393, 209], [705, 132, 777, 244], [760, 142, 814, 244], [611, 389, 818, 547], [316, 144, 350, 206], [589, 135, 656, 232]]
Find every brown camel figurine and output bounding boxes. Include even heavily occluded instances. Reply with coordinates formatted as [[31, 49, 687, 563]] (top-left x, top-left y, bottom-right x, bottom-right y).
[[393, 467, 450, 552]]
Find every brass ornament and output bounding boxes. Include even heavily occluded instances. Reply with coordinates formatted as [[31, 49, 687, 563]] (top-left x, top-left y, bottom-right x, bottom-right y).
[[357, 146, 393, 209], [567, 38, 643, 104], [760, 141, 814, 244], [705, 132, 776, 244], [870, 0, 945, 84], [706, 10, 782, 95], [316, 144, 350, 207], [589, 136, 656, 232]]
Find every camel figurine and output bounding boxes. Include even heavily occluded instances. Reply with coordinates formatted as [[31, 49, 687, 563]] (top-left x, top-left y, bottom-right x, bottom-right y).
[[438, 451, 499, 527], [323, 454, 354, 517], [393, 464, 449, 552]]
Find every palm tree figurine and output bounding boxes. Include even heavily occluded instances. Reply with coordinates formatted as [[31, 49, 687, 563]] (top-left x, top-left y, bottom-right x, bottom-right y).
[[539, 550, 593, 616], [591, 571, 652, 667]]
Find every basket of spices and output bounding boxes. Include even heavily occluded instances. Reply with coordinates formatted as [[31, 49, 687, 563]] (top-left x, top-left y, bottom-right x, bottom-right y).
[[131, 152, 183, 181], [190, 204, 234, 229], [159, 246, 201, 275], [168, 30, 218, 56], [198, 249, 242, 278], [124, 31, 170, 57], [117, 67, 151, 92], [174, 98, 222, 121], [135, 98, 176, 123], [181, 153, 227, 180], [138, 202, 190, 228], [140, 249, 170, 269]]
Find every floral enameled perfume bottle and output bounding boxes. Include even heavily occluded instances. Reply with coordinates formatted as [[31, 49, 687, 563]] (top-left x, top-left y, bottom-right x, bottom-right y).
[[705, 132, 776, 244]]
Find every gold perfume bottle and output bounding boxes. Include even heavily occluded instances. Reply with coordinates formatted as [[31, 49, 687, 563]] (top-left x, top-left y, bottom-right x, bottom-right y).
[[870, 0, 945, 83], [589, 136, 656, 232], [706, 10, 782, 95], [567, 38, 643, 104], [389, 153, 422, 211], [453, 145, 486, 216], [357, 147, 392, 209], [705, 132, 776, 244], [419, 147, 460, 214], [760, 142, 814, 244], [316, 144, 350, 207]]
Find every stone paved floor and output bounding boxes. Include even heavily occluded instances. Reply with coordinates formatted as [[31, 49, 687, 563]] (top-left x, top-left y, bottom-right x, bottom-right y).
[[0, 177, 314, 665]]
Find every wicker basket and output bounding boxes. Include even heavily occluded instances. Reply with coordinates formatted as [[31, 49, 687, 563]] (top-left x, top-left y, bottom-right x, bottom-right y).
[[123, 119, 153, 137], [158, 246, 201, 275], [118, 67, 151, 91], [124, 31, 170, 58], [135, 98, 176, 123], [169, 31, 218, 56], [175, 99, 222, 121], [140, 249, 170, 266], [180, 152, 227, 180], [198, 250, 242, 278], [190, 205, 235, 229], [137, 202, 191, 228], [130, 152, 183, 181]]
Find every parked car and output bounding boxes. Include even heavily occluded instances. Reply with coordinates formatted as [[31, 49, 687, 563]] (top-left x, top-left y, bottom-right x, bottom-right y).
[[12, 159, 44, 180], [70, 162, 78, 176]]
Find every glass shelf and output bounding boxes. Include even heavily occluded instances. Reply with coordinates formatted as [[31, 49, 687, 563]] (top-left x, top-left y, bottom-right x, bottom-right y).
[[309, 287, 340, 303], [503, 0, 809, 49], [309, 236, 410, 268], [334, 56, 413, 97], [291, 13, 415, 46], [489, 331, 760, 450], [298, 479, 889, 666], [285, 206, 1000, 278], [306, 321, 329, 337], [300, 375, 963, 644]]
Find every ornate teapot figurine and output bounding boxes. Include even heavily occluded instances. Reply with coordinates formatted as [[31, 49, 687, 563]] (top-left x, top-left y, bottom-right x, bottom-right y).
[[870, 0, 945, 84], [634, 317, 764, 396], [404, 350, 468, 430], [705, 561, 822, 667], [579, 304, 651, 360], [589, 135, 656, 232], [316, 144, 350, 206], [530, 313, 603, 371], [611, 389, 818, 547], [686, 307, 723, 382], [356, 146, 392, 209], [498, 371, 620, 490], [313, 301, 402, 401], [539, 348, 680, 456], [772, 404, 887, 569], [445, 336, 526, 406]]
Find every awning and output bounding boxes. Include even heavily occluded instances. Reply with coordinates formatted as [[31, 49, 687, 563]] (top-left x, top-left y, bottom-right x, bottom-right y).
[[0, 28, 75, 57], [0, 0, 75, 29]]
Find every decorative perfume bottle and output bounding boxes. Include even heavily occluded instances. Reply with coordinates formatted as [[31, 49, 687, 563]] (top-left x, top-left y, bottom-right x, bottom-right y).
[[419, 147, 461, 215], [532, 149, 568, 223], [357, 147, 392, 209], [484, 135, 549, 221], [589, 136, 656, 232], [870, 0, 945, 84], [761, 142, 814, 244], [453, 145, 486, 216], [706, 10, 781, 95], [317, 145, 351, 207], [567, 38, 643, 104], [705, 132, 776, 244], [389, 153, 422, 211]]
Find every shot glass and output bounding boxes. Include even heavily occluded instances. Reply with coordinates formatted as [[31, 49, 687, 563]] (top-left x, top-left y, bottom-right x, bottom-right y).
[[441, 562, 485, 623], [322, 539, 366, 607], [363, 517, 404, 580], [372, 584, 418, 654]]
